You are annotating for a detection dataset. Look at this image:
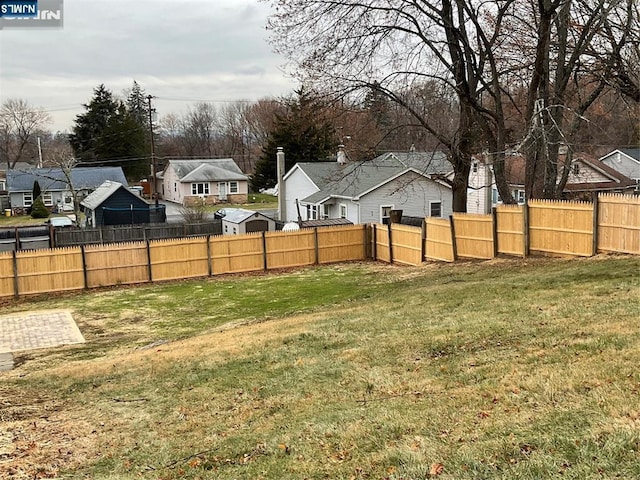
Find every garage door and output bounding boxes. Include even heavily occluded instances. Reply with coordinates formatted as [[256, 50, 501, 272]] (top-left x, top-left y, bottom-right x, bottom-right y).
[[245, 219, 269, 233]]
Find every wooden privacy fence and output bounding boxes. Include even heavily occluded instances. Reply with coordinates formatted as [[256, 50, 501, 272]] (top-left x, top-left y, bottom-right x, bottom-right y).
[[598, 194, 640, 255], [370, 193, 639, 264], [453, 213, 494, 260], [528, 199, 594, 257], [0, 224, 367, 298], [425, 217, 455, 262], [495, 205, 525, 257], [2, 195, 638, 298]]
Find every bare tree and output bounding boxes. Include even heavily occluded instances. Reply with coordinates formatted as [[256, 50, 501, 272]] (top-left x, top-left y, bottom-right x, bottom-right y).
[[264, 0, 638, 207], [0, 99, 51, 169]]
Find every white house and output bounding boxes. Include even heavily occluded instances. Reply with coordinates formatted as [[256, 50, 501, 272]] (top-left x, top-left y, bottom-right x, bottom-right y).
[[160, 159, 249, 206], [283, 151, 453, 224], [599, 149, 640, 192]]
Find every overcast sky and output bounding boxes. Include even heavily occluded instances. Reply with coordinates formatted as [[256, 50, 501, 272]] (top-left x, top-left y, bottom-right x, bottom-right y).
[[0, 0, 298, 132]]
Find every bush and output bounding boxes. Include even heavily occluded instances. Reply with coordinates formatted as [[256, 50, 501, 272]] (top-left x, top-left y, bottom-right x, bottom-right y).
[[30, 197, 50, 218]]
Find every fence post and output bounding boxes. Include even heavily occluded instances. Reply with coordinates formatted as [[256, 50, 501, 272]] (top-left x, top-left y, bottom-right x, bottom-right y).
[[49, 223, 55, 248], [421, 218, 427, 262], [449, 215, 458, 262], [372, 224, 377, 260], [146, 240, 153, 282], [314, 228, 320, 265], [592, 193, 599, 256], [262, 231, 268, 271], [15, 228, 20, 251], [206, 235, 213, 276], [363, 224, 370, 260], [388, 223, 393, 263], [491, 207, 498, 258], [523, 201, 530, 258], [12, 250, 18, 298], [80, 245, 88, 289]]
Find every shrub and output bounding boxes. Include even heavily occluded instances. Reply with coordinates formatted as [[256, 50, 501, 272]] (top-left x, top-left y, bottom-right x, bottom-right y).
[[30, 197, 50, 218]]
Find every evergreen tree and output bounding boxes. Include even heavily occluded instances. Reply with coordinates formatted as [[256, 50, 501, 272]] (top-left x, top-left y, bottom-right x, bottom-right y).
[[32, 180, 42, 202], [69, 84, 119, 162], [30, 197, 49, 218], [251, 89, 337, 191], [69, 84, 149, 180], [125, 80, 150, 128]]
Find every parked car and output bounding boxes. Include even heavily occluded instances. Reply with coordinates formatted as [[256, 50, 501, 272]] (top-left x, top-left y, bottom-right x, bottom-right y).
[[46, 216, 74, 228], [214, 208, 230, 220]]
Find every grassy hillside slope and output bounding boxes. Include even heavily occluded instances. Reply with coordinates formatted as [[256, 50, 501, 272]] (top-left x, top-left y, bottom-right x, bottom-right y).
[[1, 256, 639, 479]]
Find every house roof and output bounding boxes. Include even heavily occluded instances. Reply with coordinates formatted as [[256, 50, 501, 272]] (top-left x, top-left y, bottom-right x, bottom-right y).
[[294, 151, 451, 204], [166, 159, 247, 182], [501, 153, 636, 191], [618, 148, 640, 162], [222, 208, 273, 224], [81, 180, 151, 210], [7, 166, 128, 192]]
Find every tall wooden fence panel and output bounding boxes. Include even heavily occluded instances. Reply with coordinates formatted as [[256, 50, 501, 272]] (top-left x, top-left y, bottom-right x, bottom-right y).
[[453, 213, 494, 259], [373, 224, 391, 263], [84, 242, 149, 288], [390, 224, 423, 266], [425, 217, 454, 262], [265, 230, 316, 269], [210, 233, 264, 275], [150, 237, 209, 282], [528, 200, 594, 257], [16, 247, 84, 296], [598, 194, 640, 255], [496, 205, 525, 257], [317, 225, 366, 264], [0, 252, 15, 298]]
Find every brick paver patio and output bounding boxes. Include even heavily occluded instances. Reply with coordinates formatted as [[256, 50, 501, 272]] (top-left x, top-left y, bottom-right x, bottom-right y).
[[0, 310, 85, 354]]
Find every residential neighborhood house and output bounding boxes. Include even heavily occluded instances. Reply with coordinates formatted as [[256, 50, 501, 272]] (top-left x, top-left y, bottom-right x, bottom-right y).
[[81, 180, 166, 227], [283, 151, 453, 224], [7, 166, 128, 215], [599, 148, 640, 192], [466, 151, 637, 213], [159, 159, 249, 206]]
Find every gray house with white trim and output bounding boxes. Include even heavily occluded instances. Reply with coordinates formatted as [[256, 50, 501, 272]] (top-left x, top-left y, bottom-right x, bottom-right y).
[[283, 151, 453, 224], [160, 159, 249, 206], [600, 149, 640, 192]]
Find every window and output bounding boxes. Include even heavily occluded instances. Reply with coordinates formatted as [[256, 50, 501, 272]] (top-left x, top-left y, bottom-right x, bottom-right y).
[[311, 205, 318, 220], [430, 201, 442, 218], [43, 192, 53, 207], [322, 204, 330, 219], [514, 189, 526, 204], [229, 181, 239, 194], [573, 163, 580, 175], [340, 204, 347, 219], [23, 192, 33, 207], [492, 188, 502, 204], [472, 162, 478, 173], [191, 183, 210, 195], [0, 180, 5, 191], [381, 205, 393, 224], [174, 182, 177, 192]]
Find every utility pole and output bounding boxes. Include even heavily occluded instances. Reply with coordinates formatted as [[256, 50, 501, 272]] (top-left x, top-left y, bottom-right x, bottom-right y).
[[147, 95, 157, 202]]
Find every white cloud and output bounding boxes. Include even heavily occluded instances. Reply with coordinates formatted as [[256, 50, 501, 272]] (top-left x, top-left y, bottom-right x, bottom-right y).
[[0, 0, 298, 131]]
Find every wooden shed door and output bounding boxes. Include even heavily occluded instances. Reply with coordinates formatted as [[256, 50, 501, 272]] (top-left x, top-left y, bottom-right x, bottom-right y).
[[245, 220, 269, 233]]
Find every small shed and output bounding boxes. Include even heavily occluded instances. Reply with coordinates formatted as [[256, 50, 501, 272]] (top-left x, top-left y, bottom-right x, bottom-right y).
[[81, 181, 165, 226], [221, 209, 276, 235]]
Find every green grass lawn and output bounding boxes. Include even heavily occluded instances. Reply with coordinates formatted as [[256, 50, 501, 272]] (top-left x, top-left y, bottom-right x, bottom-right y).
[[208, 193, 277, 213], [1, 256, 639, 479]]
